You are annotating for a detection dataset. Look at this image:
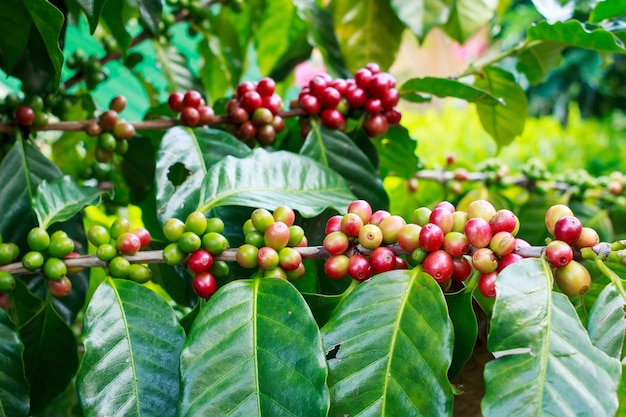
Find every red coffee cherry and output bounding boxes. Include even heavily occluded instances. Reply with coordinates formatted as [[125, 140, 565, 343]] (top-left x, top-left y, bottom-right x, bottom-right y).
[[553, 216, 582, 244], [422, 250, 454, 283], [369, 247, 396, 274], [478, 271, 497, 298], [187, 249, 214, 273], [347, 254, 371, 282], [192, 271, 217, 299]]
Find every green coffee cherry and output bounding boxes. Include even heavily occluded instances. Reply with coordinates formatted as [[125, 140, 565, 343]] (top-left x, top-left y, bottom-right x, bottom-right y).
[[22, 251, 45, 271]]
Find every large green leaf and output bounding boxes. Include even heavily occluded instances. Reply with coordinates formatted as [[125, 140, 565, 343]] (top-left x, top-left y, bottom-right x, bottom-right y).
[[390, 0, 452, 40], [590, 0, 626, 22], [76, 0, 109, 33], [321, 269, 454, 416], [301, 124, 389, 211], [587, 283, 625, 359], [293, 0, 348, 77], [33, 176, 102, 229], [441, 0, 497, 43], [20, 299, 79, 413], [445, 286, 478, 379], [400, 77, 501, 105], [178, 278, 329, 416], [482, 258, 621, 416], [516, 41, 565, 85], [0, 0, 31, 75], [527, 20, 626, 53], [197, 148, 357, 217], [371, 125, 419, 179], [474, 66, 528, 148], [0, 141, 62, 247], [155, 127, 250, 222], [77, 279, 185, 417], [8, 279, 44, 329], [138, 0, 162, 35], [332, 0, 405, 72], [0, 309, 29, 417], [100, 0, 133, 53]]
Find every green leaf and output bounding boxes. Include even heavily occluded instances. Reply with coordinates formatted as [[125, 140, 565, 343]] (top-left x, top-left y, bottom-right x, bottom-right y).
[[445, 287, 478, 379], [293, 0, 348, 77], [482, 258, 621, 416], [0, 309, 29, 417], [33, 176, 102, 229], [255, 0, 308, 76], [590, 0, 626, 22], [473, 66, 528, 148], [527, 20, 626, 53], [301, 124, 389, 211], [8, 279, 44, 328], [400, 76, 501, 105], [76, 0, 108, 33], [332, 0, 405, 72], [0, 0, 31, 75], [178, 278, 329, 416], [153, 42, 198, 93], [302, 292, 345, 327], [20, 299, 79, 413], [0, 141, 61, 247], [516, 41, 565, 85], [441, 0, 497, 43], [155, 127, 250, 222], [100, 0, 133, 53], [371, 125, 419, 179], [321, 269, 454, 416], [587, 283, 625, 359], [390, 0, 452, 40], [77, 279, 185, 417], [138, 0, 162, 35], [197, 148, 357, 217]]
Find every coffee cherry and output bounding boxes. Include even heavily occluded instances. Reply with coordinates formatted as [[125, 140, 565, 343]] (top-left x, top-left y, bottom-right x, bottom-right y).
[[497, 253, 523, 272], [554, 260, 591, 297], [412, 207, 432, 226], [323, 231, 350, 255], [99, 110, 119, 131], [48, 236, 75, 258], [378, 215, 406, 244], [109, 95, 127, 112], [180, 107, 200, 127], [110, 217, 131, 240], [443, 232, 469, 258], [205, 217, 225, 234], [256, 77, 276, 97], [197, 105, 216, 125], [572, 227, 600, 249], [163, 218, 186, 242], [131, 228, 151, 248], [185, 211, 207, 236], [358, 224, 383, 250], [264, 266, 288, 279], [369, 247, 396, 274], [14, 105, 35, 126], [320, 86, 341, 109], [422, 250, 454, 283], [299, 94, 321, 115], [320, 109, 345, 129], [553, 216, 582, 244], [340, 213, 364, 237], [116, 232, 141, 256], [163, 243, 185, 266], [183, 90, 204, 109], [347, 254, 371, 282], [345, 88, 366, 108], [236, 244, 259, 269], [0, 243, 19, 265], [168, 92, 185, 113], [419, 223, 445, 252], [0, 271, 16, 292], [48, 276, 72, 297], [192, 271, 217, 299], [256, 246, 280, 270], [348, 200, 373, 224], [278, 247, 302, 271], [109, 256, 130, 278], [88, 225, 111, 247], [64, 252, 84, 275], [96, 243, 117, 262], [112, 121, 135, 140], [201, 232, 229, 256], [384, 108, 402, 125], [187, 249, 214, 273], [478, 272, 497, 298], [269, 206, 295, 227], [251, 208, 274, 233], [240, 91, 263, 113], [237, 81, 257, 98], [363, 114, 388, 137], [546, 240, 573, 268], [286, 263, 306, 281], [210, 260, 230, 280], [43, 257, 67, 281], [467, 200, 496, 222], [85, 121, 102, 137], [22, 251, 45, 271], [490, 209, 519, 235], [364, 97, 382, 114], [489, 231, 516, 257], [370, 210, 391, 226], [472, 248, 499, 274], [252, 107, 273, 126], [127, 264, 152, 283], [27, 227, 50, 251], [451, 256, 473, 282], [407, 247, 428, 266], [354, 68, 373, 89], [264, 222, 290, 251], [464, 218, 492, 249], [179, 232, 202, 253], [397, 224, 422, 252], [324, 255, 350, 280], [288, 225, 305, 247], [545, 204, 574, 235], [429, 207, 454, 234]]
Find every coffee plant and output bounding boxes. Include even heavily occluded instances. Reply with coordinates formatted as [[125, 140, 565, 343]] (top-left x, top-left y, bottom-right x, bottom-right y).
[[1, 0, 625, 416]]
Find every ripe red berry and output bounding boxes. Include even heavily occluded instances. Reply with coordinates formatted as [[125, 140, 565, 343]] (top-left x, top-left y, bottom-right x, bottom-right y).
[[429, 207, 454, 234], [240, 91, 263, 113], [180, 107, 200, 127], [434, 201, 456, 214], [256, 246, 280, 270], [345, 87, 367, 108], [131, 227, 151, 248], [320, 109, 345, 129], [187, 249, 214, 273], [545, 204, 574, 235], [384, 108, 402, 125], [363, 113, 388, 137], [309, 74, 329, 96], [443, 232, 469, 258], [237, 81, 257, 98], [364, 97, 382, 114], [116, 232, 141, 255], [320, 87, 342, 109], [464, 218, 492, 248], [198, 105, 216, 125], [368, 73, 391, 98], [451, 256, 473, 282], [348, 200, 373, 224], [490, 209, 519, 235], [419, 223, 445, 252], [324, 255, 349, 280], [48, 276, 72, 298], [325, 215, 343, 234], [183, 90, 204, 109], [381, 88, 399, 110], [168, 92, 185, 113], [354, 68, 373, 89], [422, 250, 454, 283], [478, 271, 497, 298], [299, 94, 321, 115], [347, 254, 371, 282], [369, 247, 396, 274], [370, 210, 391, 226], [15, 105, 35, 126], [192, 271, 217, 299], [262, 94, 282, 115], [554, 216, 582, 244], [545, 240, 573, 268], [256, 77, 276, 97], [264, 221, 291, 250], [99, 110, 119, 131], [497, 253, 523, 272], [109, 95, 127, 112], [340, 213, 364, 237]]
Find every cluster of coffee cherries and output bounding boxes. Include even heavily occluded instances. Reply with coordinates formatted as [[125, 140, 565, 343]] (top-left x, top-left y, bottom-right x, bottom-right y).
[[0, 235, 20, 292], [19, 227, 81, 297], [167, 90, 217, 128], [66, 49, 109, 90], [86, 96, 136, 163], [3, 94, 51, 129], [224, 78, 285, 145], [87, 218, 152, 283], [235, 206, 307, 281], [161, 211, 230, 299], [293, 63, 401, 138], [544, 205, 597, 297]]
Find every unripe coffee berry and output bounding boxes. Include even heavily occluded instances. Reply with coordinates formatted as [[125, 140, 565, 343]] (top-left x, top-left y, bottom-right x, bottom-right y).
[[27, 227, 50, 251], [43, 257, 67, 281]]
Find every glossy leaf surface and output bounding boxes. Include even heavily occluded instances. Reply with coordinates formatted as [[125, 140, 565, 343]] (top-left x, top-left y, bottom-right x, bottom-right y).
[[587, 283, 626, 359], [0, 309, 29, 417], [178, 278, 329, 416]]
